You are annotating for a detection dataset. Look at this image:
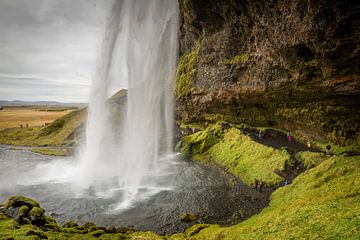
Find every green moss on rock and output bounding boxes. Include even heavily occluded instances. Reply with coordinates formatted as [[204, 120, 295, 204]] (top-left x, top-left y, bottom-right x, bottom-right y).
[[19, 206, 29, 217], [29, 207, 44, 218], [4, 196, 40, 210], [88, 229, 105, 237], [175, 41, 200, 98], [208, 128, 291, 186], [63, 220, 79, 228], [180, 213, 197, 222], [224, 54, 249, 65], [185, 224, 212, 237], [179, 122, 224, 157]]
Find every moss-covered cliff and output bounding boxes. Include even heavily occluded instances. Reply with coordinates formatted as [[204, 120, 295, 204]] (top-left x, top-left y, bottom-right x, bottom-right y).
[[176, 0, 360, 145]]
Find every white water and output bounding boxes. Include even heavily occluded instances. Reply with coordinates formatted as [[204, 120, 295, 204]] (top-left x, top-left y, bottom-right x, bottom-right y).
[[78, 0, 179, 208]]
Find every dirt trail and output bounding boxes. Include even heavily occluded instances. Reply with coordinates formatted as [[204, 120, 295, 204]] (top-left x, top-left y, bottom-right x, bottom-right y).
[[242, 128, 322, 183]]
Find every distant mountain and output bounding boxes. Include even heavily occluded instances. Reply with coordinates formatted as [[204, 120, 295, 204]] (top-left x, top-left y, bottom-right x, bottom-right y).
[[0, 100, 87, 107]]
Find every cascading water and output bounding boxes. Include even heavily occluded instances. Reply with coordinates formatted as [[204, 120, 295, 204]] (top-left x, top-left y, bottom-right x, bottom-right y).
[[78, 0, 179, 208], [0, 0, 269, 232]]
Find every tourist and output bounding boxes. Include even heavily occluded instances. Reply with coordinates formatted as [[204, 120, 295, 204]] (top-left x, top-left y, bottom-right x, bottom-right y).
[[307, 141, 311, 152], [326, 144, 331, 155], [258, 130, 262, 139], [284, 179, 289, 186], [287, 132, 292, 142]]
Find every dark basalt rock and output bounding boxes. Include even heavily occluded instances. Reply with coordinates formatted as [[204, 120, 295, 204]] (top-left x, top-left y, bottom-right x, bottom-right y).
[[177, 0, 360, 145], [30, 215, 46, 226], [4, 207, 21, 220]]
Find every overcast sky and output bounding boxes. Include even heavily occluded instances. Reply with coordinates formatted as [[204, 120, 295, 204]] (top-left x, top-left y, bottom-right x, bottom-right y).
[[0, 0, 111, 102]]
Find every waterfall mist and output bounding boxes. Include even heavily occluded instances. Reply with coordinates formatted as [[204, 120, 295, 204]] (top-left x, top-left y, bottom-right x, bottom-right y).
[[78, 0, 179, 208]]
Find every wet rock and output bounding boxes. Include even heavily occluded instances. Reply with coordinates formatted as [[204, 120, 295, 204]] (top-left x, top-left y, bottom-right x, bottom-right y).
[[180, 213, 197, 222], [29, 207, 46, 226], [4, 207, 21, 220]]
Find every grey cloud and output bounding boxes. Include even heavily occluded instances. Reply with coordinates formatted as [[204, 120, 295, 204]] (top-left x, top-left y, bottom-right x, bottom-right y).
[[0, 0, 111, 102]]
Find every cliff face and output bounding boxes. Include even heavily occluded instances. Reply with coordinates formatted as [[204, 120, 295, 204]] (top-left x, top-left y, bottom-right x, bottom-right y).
[[176, 0, 360, 145]]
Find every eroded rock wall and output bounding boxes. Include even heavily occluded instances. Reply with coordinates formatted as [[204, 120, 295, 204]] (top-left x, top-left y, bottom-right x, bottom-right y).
[[176, 0, 360, 145]]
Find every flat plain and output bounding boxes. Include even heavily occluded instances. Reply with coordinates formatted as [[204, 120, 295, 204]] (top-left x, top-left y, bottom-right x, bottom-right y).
[[0, 106, 74, 130]]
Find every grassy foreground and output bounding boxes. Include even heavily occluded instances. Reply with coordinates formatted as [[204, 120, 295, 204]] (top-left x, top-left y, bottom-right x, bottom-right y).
[[1, 154, 359, 239], [178, 154, 360, 240]]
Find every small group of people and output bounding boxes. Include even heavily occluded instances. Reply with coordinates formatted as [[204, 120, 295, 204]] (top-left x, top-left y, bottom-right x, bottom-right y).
[[287, 132, 332, 155], [20, 123, 29, 128]]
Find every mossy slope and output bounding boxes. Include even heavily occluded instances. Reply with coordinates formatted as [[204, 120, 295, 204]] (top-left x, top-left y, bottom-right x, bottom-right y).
[[182, 155, 360, 240], [179, 124, 291, 186], [1, 155, 359, 239]]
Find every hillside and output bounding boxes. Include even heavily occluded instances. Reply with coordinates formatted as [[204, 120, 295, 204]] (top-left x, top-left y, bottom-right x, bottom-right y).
[[0, 89, 127, 148], [1, 136, 359, 239]]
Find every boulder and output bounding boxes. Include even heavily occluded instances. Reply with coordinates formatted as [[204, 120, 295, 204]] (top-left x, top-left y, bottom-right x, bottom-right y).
[[29, 207, 46, 226], [4, 196, 40, 210]]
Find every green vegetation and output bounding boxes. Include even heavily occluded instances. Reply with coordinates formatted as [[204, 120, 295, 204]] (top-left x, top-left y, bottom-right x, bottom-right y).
[[30, 147, 68, 156], [180, 213, 197, 222], [208, 128, 291, 186], [296, 151, 328, 169], [0, 196, 165, 240], [178, 0, 193, 25], [275, 102, 360, 146], [4, 196, 40, 209], [1, 147, 359, 239], [179, 123, 291, 186], [224, 54, 249, 65], [0, 214, 165, 240], [183, 155, 360, 239], [175, 41, 200, 98], [28, 207, 44, 218], [0, 108, 86, 146], [179, 123, 224, 157]]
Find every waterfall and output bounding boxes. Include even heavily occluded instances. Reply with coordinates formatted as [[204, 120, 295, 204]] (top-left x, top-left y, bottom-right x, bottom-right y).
[[78, 0, 179, 208]]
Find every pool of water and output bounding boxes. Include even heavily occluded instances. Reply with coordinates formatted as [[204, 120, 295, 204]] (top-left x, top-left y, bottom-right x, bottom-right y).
[[0, 145, 266, 234]]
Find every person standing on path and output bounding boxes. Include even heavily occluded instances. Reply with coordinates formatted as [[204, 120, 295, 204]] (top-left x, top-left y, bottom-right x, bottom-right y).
[[307, 141, 311, 152], [326, 144, 331, 155], [287, 132, 292, 142]]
